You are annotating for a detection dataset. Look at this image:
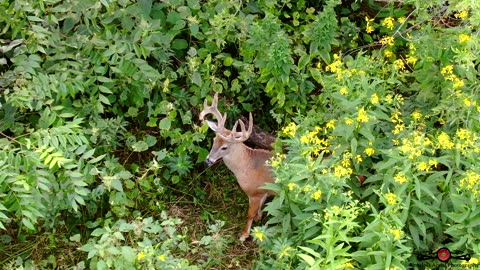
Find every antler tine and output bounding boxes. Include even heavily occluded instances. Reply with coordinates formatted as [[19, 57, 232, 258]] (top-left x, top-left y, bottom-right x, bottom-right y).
[[199, 93, 227, 131], [219, 112, 253, 142]]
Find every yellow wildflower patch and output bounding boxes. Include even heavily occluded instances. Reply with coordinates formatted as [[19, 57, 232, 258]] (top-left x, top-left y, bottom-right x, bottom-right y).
[[311, 189, 322, 200], [253, 227, 264, 242], [364, 148, 375, 156], [455, 10, 469, 20], [282, 122, 297, 137], [365, 16, 375, 33], [394, 173, 408, 184], [357, 107, 369, 123], [382, 17, 395, 30], [459, 34, 471, 43], [390, 229, 402, 240], [385, 193, 398, 205], [380, 36, 395, 46]]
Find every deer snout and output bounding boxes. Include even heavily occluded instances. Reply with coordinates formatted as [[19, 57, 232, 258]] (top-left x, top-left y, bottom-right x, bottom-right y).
[[205, 156, 218, 167]]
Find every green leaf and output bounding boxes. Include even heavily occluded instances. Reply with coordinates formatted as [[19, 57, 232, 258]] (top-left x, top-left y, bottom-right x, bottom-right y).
[[98, 94, 111, 105], [159, 117, 172, 130], [298, 254, 315, 266], [111, 179, 123, 192], [132, 141, 149, 152], [298, 54, 310, 70], [172, 39, 188, 50], [138, 0, 152, 16], [191, 71, 202, 86]]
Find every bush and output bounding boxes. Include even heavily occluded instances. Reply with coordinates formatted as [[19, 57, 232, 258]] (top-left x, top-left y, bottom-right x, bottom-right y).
[[254, 1, 480, 268], [1, 0, 480, 268]]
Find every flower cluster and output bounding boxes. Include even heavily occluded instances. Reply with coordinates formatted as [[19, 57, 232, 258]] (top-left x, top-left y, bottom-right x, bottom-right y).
[[385, 193, 398, 205], [460, 170, 480, 197], [365, 16, 374, 33], [393, 172, 408, 184], [398, 131, 432, 160], [300, 126, 330, 156], [441, 65, 465, 89], [282, 122, 297, 137], [389, 228, 402, 240]]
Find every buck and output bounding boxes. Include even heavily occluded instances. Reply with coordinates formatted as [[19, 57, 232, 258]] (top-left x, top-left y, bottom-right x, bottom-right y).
[[199, 93, 275, 242]]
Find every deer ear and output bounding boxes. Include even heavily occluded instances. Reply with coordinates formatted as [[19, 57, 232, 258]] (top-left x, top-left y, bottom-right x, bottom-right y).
[[205, 120, 218, 132]]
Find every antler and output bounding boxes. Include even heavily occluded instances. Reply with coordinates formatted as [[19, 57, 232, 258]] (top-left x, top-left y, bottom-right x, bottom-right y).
[[200, 93, 253, 143], [218, 112, 253, 143], [199, 93, 227, 132]]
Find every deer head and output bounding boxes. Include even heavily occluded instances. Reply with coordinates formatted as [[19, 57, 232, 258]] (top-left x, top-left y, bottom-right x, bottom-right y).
[[200, 93, 253, 167]]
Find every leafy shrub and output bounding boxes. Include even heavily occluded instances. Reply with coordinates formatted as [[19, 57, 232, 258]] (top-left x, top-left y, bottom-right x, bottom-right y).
[[255, 1, 480, 268], [2, 0, 480, 268]]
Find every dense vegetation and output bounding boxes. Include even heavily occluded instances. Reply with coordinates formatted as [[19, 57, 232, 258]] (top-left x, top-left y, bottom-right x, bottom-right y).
[[1, 0, 479, 269]]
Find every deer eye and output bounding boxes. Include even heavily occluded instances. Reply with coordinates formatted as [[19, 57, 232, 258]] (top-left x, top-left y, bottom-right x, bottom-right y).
[[220, 146, 228, 151]]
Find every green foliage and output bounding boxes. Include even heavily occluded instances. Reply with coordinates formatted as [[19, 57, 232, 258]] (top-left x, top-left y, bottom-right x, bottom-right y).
[[253, 1, 480, 268], [1, 0, 480, 268]]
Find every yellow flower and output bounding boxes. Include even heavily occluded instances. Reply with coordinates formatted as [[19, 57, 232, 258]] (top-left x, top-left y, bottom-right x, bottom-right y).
[[311, 189, 322, 200], [365, 148, 375, 156], [462, 257, 479, 265], [393, 59, 405, 70], [288, 183, 296, 191], [455, 10, 469, 20], [380, 36, 395, 46], [333, 165, 353, 178], [326, 119, 336, 129], [428, 159, 438, 168], [385, 193, 397, 205], [357, 107, 369, 123], [393, 124, 405, 135], [385, 94, 393, 104], [437, 132, 454, 149], [253, 227, 264, 242], [343, 262, 355, 268], [384, 49, 393, 58], [441, 65, 453, 75], [137, 251, 146, 261], [398, 17, 406, 24], [394, 173, 408, 184], [453, 78, 465, 88], [345, 118, 354, 125], [303, 185, 312, 193], [365, 16, 375, 33], [158, 254, 166, 261], [459, 34, 471, 43], [390, 229, 402, 240], [418, 161, 429, 172], [406, 56, 417, 65], [300, 135, 310, 144], [382, 17, 395, 30], [355, 155, 363, 163], [371, 93, 379, 104], [460, 171, 480, 192], [282, 122, 297, 137], [340, 87, 348, 95], [411, 111, 422, 120]]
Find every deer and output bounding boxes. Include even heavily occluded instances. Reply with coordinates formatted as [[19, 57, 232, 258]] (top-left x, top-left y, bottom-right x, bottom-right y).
[[199, 93, 275, 242]]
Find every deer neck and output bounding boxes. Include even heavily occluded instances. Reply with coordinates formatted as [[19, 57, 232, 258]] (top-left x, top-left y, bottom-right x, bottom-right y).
[[222, 143, 251, 175]]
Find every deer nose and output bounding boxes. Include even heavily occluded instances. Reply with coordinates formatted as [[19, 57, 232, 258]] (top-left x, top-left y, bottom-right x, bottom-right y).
[[205, 157, 214, 167]]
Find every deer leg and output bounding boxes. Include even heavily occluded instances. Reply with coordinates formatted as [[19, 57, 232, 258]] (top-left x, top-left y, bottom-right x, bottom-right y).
[[239, 193, 267, 242], [254, 193, 268, 221]]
